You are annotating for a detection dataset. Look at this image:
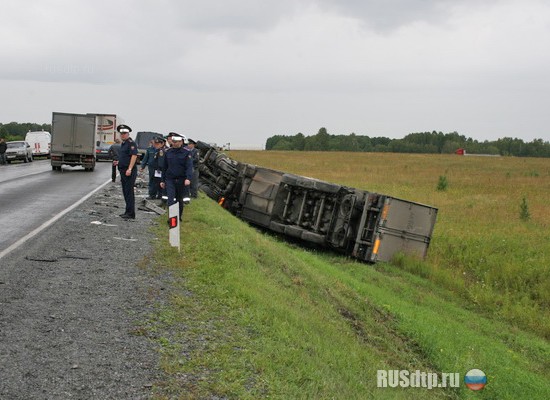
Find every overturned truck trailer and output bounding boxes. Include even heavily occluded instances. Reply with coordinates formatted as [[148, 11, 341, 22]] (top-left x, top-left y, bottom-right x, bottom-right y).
[[196, 142, 437, 263]]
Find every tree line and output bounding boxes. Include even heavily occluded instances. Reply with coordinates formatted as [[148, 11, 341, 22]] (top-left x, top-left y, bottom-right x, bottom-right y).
[[3, 122, 549, 157], [0, 122, 52, 141], [265, 128, 550, 157]]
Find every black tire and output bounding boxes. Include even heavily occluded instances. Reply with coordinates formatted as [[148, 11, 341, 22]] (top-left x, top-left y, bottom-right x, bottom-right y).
[[24, 155, 29, 163], [282, 174, 340, 193], [199, 184, 216, 200], [218, 159, 237, 174], [196, 141, 211, 151], [269, 221, 287, 233], [243, 164, 256, 178], [281, 174, 299, 186], [284, 225, 305, 239], [302, 231, 326, 245], [308, 179, 340, 193]]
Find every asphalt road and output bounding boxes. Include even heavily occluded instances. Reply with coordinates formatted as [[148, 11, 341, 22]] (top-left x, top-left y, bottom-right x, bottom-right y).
[[0, 176, 166, 399], [0, 159, 113, 255]]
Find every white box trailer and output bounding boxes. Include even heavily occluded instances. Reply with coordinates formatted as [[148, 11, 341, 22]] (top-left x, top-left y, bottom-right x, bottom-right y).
[[90, 113, 123, 145], [25, 130, 51, 158], [50, 112, 96, 171]]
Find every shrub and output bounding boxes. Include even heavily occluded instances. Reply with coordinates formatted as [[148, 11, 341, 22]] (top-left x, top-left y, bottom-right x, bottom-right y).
[[520, 197, 530, 221], [436, 175, 448, 191]]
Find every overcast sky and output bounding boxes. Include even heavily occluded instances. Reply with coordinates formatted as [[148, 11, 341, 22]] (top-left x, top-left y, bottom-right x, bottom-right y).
[[2, 0, 549, 148]]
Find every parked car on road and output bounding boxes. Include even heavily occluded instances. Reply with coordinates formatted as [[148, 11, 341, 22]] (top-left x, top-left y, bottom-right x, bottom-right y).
[[6, 141, 33, 163], [95, 142, 113, 161]]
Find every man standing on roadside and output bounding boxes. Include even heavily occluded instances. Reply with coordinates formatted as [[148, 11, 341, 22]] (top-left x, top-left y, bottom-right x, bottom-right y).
[[140, 139, 157, 199], [150, 136, 166, 199], [108, 138, 121, 182], [160, 133, 193, 221], [185, 138, 200, 198], [116, 125, 138, 219], [0, 138, 7, 165]]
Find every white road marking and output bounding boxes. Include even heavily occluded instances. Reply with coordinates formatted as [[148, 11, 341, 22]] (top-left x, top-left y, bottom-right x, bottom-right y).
[[0, 179, 112, 260]]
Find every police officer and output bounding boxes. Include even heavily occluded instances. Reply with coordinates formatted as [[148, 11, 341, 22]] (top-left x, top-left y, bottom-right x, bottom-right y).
[[116, 124, 138, 219], [140, 139, 157, 199], [108, 138, 121, 182], [160, 133, 193, 220], [185, 138, 200, 198], [150, 136, 166, 199]]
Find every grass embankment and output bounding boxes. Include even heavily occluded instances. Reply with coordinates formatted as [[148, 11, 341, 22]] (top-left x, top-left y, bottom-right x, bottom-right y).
[[146, 196, 550, 399], [228, 151, 550, 340]]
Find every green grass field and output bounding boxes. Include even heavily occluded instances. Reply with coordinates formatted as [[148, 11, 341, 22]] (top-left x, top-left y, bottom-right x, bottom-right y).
[[229, 151, 550, 340], [144, 151, 550, 399]]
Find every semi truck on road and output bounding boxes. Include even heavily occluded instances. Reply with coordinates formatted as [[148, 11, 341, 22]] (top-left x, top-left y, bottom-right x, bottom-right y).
[[50, 112, 97, 171]]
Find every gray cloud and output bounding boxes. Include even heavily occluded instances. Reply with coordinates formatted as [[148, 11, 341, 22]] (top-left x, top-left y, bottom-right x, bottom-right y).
[[1, 0, 550, 147], [316, 0, 454, 30]]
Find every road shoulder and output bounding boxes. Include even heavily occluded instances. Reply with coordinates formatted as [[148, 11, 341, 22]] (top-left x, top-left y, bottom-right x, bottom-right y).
[[0, 182, 168, 399]]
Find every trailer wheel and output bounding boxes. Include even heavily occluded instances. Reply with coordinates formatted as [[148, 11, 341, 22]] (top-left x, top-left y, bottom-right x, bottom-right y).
[[243, 165, 256, 178], [309, 180, 340, 193], [281, 174, 340, 193], [284, 225, 305, 239], [302, 231, 326, 245], [339, 196, 353, 217], [269, 221, 287, 233], [199, 184, 216, 200], [281, 174, 299, 186]]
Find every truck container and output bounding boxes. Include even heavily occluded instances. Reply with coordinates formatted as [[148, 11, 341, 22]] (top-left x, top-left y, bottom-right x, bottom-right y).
[[50, 112, 97, 171], [195, 141, 438, 263], [25, 130, 51, 158], [89, 113, 123, 145]]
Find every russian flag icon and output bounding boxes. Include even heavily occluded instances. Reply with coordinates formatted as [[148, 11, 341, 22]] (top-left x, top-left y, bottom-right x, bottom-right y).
[[464, 369, 487, 391]]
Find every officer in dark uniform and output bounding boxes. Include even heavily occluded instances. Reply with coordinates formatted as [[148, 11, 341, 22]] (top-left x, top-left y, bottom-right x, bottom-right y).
[[108, 139, 121, 182], [140, 139, 157, 199], [185, 138, 200, 198], [150, 136, 166, 199], [160, 133, 193, 220], [116, 124, 139, 219]]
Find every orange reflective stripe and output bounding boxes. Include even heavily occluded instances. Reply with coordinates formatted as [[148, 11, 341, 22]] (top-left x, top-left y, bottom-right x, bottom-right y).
[[373, 238, 381, 255], [381, 204, 390, 221]]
